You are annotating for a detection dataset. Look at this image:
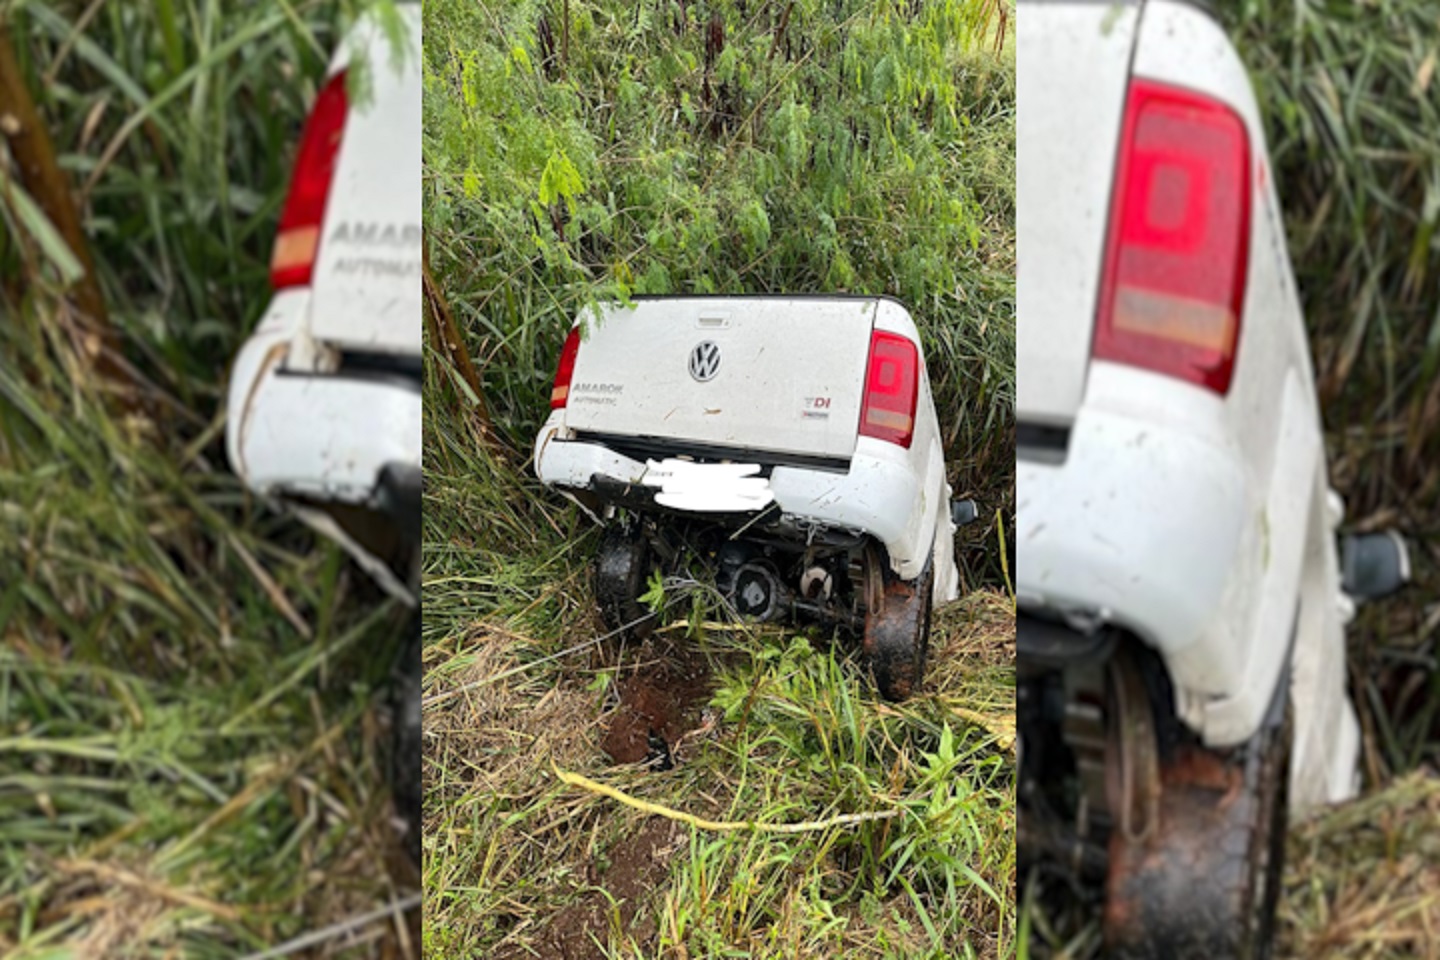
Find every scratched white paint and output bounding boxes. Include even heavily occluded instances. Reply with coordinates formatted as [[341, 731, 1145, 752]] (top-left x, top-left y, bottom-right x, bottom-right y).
[[225, 7, 422, 601]]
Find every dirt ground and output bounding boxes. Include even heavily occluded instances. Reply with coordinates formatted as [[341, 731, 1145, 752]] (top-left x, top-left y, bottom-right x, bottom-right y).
[[423, 590, 1017, 959], [494, 817, 688, 960], [600, 653, 715, 767], [489, 651, 713, 959]]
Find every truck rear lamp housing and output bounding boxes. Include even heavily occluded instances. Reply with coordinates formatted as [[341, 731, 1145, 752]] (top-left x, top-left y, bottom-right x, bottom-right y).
[[1093, 79, 1251, 395], [271, 69, 350, 290], [550, 325, 582, 409], [859, 330, 919, 448]]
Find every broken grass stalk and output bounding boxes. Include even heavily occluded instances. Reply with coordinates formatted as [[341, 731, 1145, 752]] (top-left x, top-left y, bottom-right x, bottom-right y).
[[235, 892, 422, 960], [550, 758, 901, 834]]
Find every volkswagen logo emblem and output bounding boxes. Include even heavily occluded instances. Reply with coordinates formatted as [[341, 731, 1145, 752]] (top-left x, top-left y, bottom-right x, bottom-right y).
[[689, 341, 721, 382]]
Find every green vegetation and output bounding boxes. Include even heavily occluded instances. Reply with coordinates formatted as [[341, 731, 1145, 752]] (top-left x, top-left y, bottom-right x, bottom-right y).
[[1, 2, 417, 956], [423, 446, 1016, 958], [1234, 5, 1440, 956], [422, 0, 1016, 956], [425, 459, 1016, 959], [1235, 0, 1440, 753], [424, 0, 1016, 584]]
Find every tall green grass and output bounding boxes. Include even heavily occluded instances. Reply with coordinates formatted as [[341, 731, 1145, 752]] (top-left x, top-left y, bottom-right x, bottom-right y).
[[2, 1, 378, 380], [420, 435, 1017, 958], [421, 2, 1017, 956], [1233, 0, 1440, 485], [424, 0, 1016, 587], [1230, 0, 1440, 782], [1, 2, 417, 955]]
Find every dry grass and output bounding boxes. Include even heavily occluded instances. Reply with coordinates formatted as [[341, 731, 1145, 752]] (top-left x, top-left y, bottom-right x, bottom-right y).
[[1243, 1, 1440, 954], [1, 2, 421, 955], [420, 0, 1018, 951], [1280, 772, 1440, 958], [421, 582, 1016, 959]]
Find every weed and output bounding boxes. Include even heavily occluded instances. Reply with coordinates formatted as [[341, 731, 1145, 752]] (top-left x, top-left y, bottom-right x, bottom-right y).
[[421, 2, 1016, 954], [1, 2, 417, 955]]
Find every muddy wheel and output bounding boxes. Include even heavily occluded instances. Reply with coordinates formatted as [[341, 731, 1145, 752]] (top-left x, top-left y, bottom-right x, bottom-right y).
[[1104, 705, 1292, 959], [1248, 706, 1291, 959], [862, 550, 933, 702], [595, 524, 655, 641]]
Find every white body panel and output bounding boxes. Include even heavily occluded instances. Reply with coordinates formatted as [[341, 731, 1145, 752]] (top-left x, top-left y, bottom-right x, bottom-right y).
[[227, 289, 421, 502], [1017, 0, 1358, 807], [566, 298, 874, 460], [309, 11, 423, 353], [227, 6, 422, 505], [535, 297, 959, 602], [1016, 0, 1140, 424]]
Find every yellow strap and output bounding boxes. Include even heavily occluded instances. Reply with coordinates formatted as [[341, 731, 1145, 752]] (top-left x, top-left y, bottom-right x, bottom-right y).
[[550, 760, 901, 834]]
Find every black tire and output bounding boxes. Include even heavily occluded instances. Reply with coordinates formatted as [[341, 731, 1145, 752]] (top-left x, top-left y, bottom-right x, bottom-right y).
[[1105, 706, 1292, 959], [594, 524, 655, 641], [1248, 708, 1292, 960], [865, 562, 934, 702], [391, 613, 422, 865]]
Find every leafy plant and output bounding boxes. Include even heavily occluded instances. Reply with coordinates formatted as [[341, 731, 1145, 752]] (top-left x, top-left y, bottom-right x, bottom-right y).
[[424, 0, 1016, 587], [420, 3, 1017, 957]]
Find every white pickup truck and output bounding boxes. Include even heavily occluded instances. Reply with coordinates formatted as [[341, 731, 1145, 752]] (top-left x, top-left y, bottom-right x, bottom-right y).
[[1016, 1, 1409, 955], [227, 5, 421, 590], [534, 295, 974, 701], [224, 4, 422, 862]]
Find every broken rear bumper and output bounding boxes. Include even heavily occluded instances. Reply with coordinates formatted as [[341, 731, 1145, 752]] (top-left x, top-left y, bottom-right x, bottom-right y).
[[1017, 392, 1249, 687], [227, 295, 421, 504], [534, 413, 941, 584]]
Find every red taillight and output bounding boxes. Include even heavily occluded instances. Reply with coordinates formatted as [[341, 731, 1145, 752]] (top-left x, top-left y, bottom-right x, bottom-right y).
[[1093, 79, 1251, 395], [859, 330, 919, 448], [270, 69, 349, 290], [550, 326, 581, 409]]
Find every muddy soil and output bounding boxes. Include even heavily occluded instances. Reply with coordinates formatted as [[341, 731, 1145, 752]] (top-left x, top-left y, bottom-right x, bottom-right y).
[[489, 649, 714, 959], [600, 651, 713, 766], [496, 818, 687, 960]]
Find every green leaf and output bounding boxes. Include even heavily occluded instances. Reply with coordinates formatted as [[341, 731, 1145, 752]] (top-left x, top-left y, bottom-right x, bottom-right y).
[[639, 569, 666, 612], [0, 173, 85, 285], [538, 149, 585, 215]]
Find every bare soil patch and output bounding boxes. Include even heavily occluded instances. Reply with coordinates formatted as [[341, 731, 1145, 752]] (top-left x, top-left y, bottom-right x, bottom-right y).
[[494, 818, 686, 960], [601, 648, 713, 767]]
